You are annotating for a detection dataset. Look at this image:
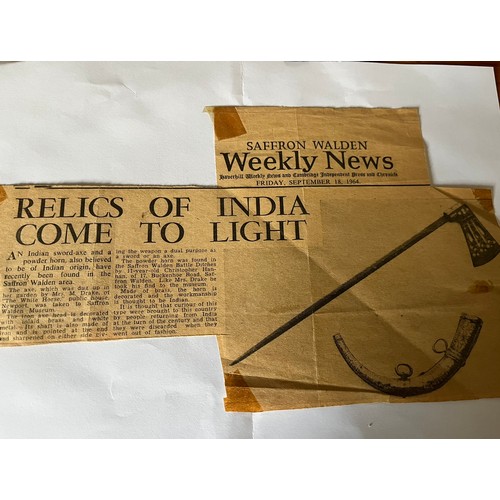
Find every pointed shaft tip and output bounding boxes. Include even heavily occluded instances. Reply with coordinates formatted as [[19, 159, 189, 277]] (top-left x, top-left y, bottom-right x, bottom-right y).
[[229, 356, 243, 366]]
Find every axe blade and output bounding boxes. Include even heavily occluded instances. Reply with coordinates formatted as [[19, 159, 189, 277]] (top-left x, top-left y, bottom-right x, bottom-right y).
[[447, 204, 500, 267]]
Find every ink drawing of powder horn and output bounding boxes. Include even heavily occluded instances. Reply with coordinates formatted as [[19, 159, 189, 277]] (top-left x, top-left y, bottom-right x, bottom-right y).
[[333, 313, 483, 397]]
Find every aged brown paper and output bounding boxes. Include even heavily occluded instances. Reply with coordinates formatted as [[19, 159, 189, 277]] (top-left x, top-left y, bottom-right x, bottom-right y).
[[0, 186, 227, 344], [0, 184, 499, 412], [207, 106, 431, 188], [218, 186, 500, 411]]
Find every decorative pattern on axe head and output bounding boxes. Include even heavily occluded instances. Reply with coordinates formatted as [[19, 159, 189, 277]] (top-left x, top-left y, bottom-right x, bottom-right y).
[[446, 204, 500, 267]]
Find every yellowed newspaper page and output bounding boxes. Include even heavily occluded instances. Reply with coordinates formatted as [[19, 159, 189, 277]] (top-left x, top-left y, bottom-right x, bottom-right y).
[[1, 184, 499, 411], [207, 106, 430, 188], [217, 186, 500, 410]]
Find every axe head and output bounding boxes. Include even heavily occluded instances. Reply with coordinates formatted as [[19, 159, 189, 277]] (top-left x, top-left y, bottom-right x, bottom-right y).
[[446, 204, 500, 267]]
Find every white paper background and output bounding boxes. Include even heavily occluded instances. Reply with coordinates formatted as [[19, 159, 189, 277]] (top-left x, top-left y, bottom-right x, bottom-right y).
[[0, 61, 499, 438]]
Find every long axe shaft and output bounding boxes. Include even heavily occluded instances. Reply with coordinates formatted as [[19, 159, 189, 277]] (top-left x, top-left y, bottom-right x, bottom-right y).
[[230, 204, 500, 366]]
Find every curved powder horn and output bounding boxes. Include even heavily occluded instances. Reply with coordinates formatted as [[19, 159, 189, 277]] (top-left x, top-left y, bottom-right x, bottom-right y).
[[333, 314, 483, 397]]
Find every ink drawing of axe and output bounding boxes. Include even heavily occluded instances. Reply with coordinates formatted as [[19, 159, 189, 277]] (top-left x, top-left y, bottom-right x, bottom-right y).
[[230, 204, 500, 366]]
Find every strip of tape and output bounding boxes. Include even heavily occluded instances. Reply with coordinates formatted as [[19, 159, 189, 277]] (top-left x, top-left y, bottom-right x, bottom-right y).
[[205, 106, 247, 141], [224, 369, 263, 412], [472, 188, 494, 212], [0, 186, 7, 205]]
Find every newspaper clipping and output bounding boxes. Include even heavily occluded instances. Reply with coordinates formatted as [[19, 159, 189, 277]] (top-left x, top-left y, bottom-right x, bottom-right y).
[[207, 106, 431, 188], [1, 183, 499, 411], [1, 107, 499, 411]]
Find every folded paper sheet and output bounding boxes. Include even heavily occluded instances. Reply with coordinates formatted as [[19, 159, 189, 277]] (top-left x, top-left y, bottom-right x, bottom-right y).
[[0, 184, 499, 411]]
